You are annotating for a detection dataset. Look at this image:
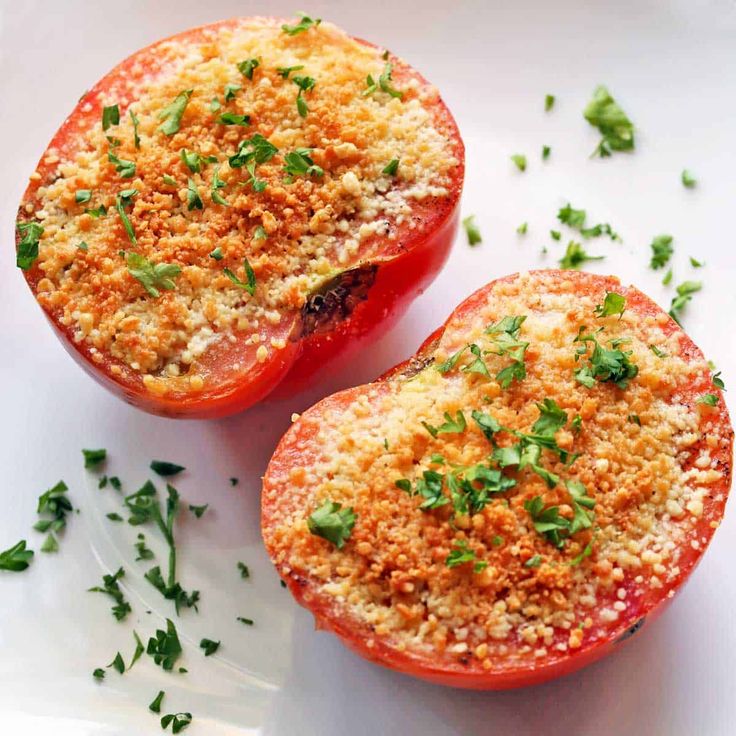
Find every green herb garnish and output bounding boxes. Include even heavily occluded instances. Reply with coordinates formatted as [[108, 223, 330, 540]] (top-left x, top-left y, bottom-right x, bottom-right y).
[[151, 461, 185, 477], [668, 281, 701, 324], [158, 90, 193, 136], [161, 713, 192, 733], [188, 504, 208, 518], [238, 58, 260, 79], [511, 154, 527, 171], [649, 235, 674, 269], [583, 85, 635, 157], [83, 448, 107, 468], [462, 215, 482, 246], [282, 12, 321, 35], [102, 104, 120, 131], [382, 158, 400, 176], [88, 566, 132, 621], [16, 221, 44, 270], [283, 147, 323, 179], [150, 690, 165, 713], [147, 618, 183, 671], [594, 292, 626, 318], [127, 253, 181, 298], [224, 259, 256, 295], [559, 241, 604, 270], [681, 169, 697, 188], [200, 638, 220, 656], [237, 561, 250, 579], [0, 540, 34, 572], [307, 500, 356, 549]]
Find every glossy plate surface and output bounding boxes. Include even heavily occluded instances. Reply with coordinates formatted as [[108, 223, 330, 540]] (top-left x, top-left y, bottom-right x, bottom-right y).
[[1, 0, 734, 734]]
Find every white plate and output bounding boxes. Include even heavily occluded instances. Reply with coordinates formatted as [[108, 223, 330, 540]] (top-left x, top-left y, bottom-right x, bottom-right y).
[[1, 1, 735, 734]]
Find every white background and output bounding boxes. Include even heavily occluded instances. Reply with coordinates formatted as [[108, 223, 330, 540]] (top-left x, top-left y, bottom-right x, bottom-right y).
[[1, 1, 735, 734]]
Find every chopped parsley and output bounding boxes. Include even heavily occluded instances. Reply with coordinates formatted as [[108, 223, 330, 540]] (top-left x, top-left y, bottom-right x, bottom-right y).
[[127, 253, 182, 298], [83, 448, 107, 468], [511, 154, 527, 172], [108, 652, 125, 674], [668, 280, 702, 324], [229, 133, 279, 169], [649, 344, 667, 358], [162, 174, 177, 186], [147, 618, 183, 671], [224, 259, 256, 295], [0, 540, 34, 572], [662, 268, 673, 285], [382, 158, 400, 176], [237, 616, 254, 626], [649, 235, 674, 269], [445, 540, 486, 572], [277, 65, 304, 78], [223, 83, 241, 102], [125, 482, 199, 614], [378, 62, 403, 98], [712, 371, 725, 390], [107, 513, 123, 522], [422, 410, 467, 438], [283, 147, 323, 179], [573, 326, 639, 389], [281, 12, 321, 35], [129, 109, 140, 148], [218, 112, 251, 126], [186, 178, 203, 210], [135, 533, 154, 561], [237, 561, 250, 579], [583, 85, 635, 157], [462, 214, 482, 246], [180, 149, 203, 173], [199, 638, 220, 656], [129, 630, 145, 670], [594, 292, 626, 318], [525, 555, 542, 568], [544, 94, 555, 112], [211, 165, 229, 206], [628, 414, 641, 425], [151, 460, 185, 477], [149, 690, 165, 714], [16, 221, 44, 270], [254, 225, 267, 240], [34, 480, 72, 553], [557, 203, 619, 240], [681, 169, 697, 188], [307, 500, 356, 549], [559, 241, 604, 270], [75, 189, 92, 204], [102, 104, 120, 131], [88, 566, 132, 621], [107, 150, 136, 178], [115, 188, 137, 244], [237, 58, 260, 79], [93, 668, 105, 680], [188, 504, 208, 518], [696, 393, 719, 406], [542, 145, 551, 160], [690, 256, 704, 268], [77, 241, 89, 251], [209, 247, 224, 261], [292, 75, 316, 117], [160, 713, 192, 733], [486, 315, 529, 388], [516, 222, 528, 235], [157, 90, 193, 135]]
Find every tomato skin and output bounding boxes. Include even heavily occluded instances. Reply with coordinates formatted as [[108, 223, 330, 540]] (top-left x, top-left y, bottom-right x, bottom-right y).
[[16, 17, 464, 419], [262, 270, 733, 689]]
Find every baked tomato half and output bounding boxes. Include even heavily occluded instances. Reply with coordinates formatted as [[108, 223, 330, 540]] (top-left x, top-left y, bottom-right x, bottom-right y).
[[262, 270, 733, 689], [15, 15, 463, 418]]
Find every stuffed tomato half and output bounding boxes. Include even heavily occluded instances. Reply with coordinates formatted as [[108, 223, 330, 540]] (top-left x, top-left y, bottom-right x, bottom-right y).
[[16, 15, 464, 417], [262, 270, 732, 689]]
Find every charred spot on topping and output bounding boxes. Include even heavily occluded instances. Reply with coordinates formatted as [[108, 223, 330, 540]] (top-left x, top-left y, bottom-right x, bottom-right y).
[[298, 265, 378, 339], [616, 617, 645, 643]]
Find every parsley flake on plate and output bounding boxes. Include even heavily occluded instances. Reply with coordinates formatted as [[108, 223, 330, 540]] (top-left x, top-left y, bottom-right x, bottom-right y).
[[0, 540, 34, 572], [559, 241, 604, 270], [649, 235, 674, 269], [462, 215, 482, 246], [583, 85, 635, 157]]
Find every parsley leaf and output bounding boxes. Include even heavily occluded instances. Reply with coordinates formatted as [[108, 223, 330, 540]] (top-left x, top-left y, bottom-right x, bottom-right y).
[[237, 561, 250, 579], [378, 62, 403, 99], [75, 189, 92, 204], [223, 259, 256, 295], [236, 616, 254, 626], [188, 504, 208, 518], [524, 496, 570, 548], [485, 315, 529, 388], [200, 638, 220, 656], [696, 393, 719, 406], [161, 712, 192, 733], [229, 134, 279, 168], [151, 460, 185, 477], [559, 241, 604, 270], [135, 533, 154, 561], [147, 618, 183, 671], [277, 65, 304, 78], [462, 215, 482, 246], [681, 169, 697, 188], [157, 90, 193, 136], [127, 252, 182, 298], [307, 500, 356, 549], [649, 235, 674, 269], [218, 112, 251, 126], [283, 148, 323, 179], [382, 158, 400, 176], [88, 566, 132, 621], [545, 94, 555, 112], [573, 327, 638, 389], [211, 165, 229, 206], [186, 178, 203, 210], [150, 691, 165, 713], [282, 12, 321, 35], [0, 540, 34, 572], [511, 154, 527, 171], [516, 222, 528, 235], [83, 448, 107, 468], [422, 410, 467, 437], [238, 58, 260, 79], [35, 480, 72, 552], [668, 280, 702, 324], [129, 109, 140, 148], [566, 479, 595, 534], [594, 292, 626, 318], [108, 652, 125, 674], [115, 188, 137, 244], [292, 75, 316, 118], [93, 668, 105, 680], [16, 221, 44, 270], [542, 145, 551, 160], [107, 150, 136, 178], [583, 85, 635, 157], [445, 539, 485, 571], [102, 104, 120, 131]]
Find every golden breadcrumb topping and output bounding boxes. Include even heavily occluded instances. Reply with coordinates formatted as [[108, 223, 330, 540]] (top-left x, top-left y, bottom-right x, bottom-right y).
[[22, 18, 459, 385], [265, 272, 730, 669]]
